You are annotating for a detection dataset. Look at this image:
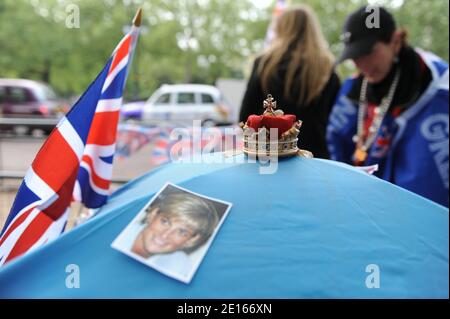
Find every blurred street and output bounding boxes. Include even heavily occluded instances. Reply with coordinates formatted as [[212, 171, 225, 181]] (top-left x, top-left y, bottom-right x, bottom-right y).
[[0, 135, 157, 230]]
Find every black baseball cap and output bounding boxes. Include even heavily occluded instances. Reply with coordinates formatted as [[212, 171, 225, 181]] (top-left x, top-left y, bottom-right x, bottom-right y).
[[337, 6, 396, 63]]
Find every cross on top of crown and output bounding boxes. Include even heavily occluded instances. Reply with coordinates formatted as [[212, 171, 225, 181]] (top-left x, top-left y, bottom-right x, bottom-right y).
[[263, 94, 277, 114]]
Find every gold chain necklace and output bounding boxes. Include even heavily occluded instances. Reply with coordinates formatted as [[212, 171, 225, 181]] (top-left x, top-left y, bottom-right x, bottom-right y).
[[352, 68, 401, 165]]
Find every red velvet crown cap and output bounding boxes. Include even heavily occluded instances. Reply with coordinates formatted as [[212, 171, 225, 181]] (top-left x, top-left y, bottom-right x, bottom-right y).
[[246, 114, 296, 137]]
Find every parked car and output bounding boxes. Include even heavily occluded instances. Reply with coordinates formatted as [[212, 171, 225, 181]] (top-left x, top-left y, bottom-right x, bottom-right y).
[[141, 84, 231, 127], [0, 79, 68, 117], [0, 78, 69, 135], [120, 100, 146, 120]]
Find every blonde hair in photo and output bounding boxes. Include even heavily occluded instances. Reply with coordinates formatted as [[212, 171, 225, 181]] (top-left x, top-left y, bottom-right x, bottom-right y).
[[144, 193, 219, 253]]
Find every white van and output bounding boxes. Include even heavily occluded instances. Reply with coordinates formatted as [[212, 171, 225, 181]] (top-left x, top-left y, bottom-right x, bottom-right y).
[[141, 84, 231, 126]]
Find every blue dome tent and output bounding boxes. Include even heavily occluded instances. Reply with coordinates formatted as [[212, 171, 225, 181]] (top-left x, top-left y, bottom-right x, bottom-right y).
[[0, 154, 448, 298]]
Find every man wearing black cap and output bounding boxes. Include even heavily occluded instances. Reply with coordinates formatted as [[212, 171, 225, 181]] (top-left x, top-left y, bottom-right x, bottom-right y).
[[327, 5, 449, 207]]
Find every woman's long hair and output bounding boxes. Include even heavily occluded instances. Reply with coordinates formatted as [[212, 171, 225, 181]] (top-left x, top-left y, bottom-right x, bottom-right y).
[[258, 5, 335, 107]]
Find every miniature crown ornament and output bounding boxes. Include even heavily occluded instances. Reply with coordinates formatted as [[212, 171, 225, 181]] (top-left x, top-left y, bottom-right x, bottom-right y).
[[239, 94, 308, 158]]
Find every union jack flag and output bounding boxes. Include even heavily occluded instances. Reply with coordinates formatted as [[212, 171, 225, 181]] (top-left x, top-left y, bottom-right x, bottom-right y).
[[73, 27, 140, 208], [0, 13, 140, 266]]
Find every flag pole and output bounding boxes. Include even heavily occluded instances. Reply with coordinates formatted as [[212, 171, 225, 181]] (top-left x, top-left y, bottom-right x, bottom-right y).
[[133, 7, 142, 27], [126, 8, 142, 99]]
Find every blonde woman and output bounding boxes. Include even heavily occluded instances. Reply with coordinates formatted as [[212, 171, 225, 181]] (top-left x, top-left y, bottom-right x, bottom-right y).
[[239, 5, 340, 158]]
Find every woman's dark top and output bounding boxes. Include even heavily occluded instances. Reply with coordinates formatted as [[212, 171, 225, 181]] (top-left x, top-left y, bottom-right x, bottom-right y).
[[239, 57, 340, 159]]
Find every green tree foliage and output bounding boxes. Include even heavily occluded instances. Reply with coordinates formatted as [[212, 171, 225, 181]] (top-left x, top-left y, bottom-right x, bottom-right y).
[[290, 0, 449, 78], [394, 0, 449, 62], [0, 0, 447, 100]]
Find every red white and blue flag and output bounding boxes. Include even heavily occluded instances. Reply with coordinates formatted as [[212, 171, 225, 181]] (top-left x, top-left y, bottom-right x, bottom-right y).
[[73, 27, 139, 208], [0, 17, 140, 266]]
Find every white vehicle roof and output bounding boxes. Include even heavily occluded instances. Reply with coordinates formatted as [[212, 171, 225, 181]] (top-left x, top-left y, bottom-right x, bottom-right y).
[[0, 78, 48, 90], [156, 84, 221, 96]]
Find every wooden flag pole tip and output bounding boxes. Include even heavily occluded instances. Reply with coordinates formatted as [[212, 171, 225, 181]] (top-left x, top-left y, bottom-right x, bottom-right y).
[[133, 8, 142, 27]]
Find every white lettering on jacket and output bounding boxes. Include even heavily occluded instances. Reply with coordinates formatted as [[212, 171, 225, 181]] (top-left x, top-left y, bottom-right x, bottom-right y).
[[420, 113, 449, 189]]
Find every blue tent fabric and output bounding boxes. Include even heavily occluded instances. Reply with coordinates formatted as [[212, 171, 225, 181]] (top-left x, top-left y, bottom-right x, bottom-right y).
[[0, 154, 448, 298]]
